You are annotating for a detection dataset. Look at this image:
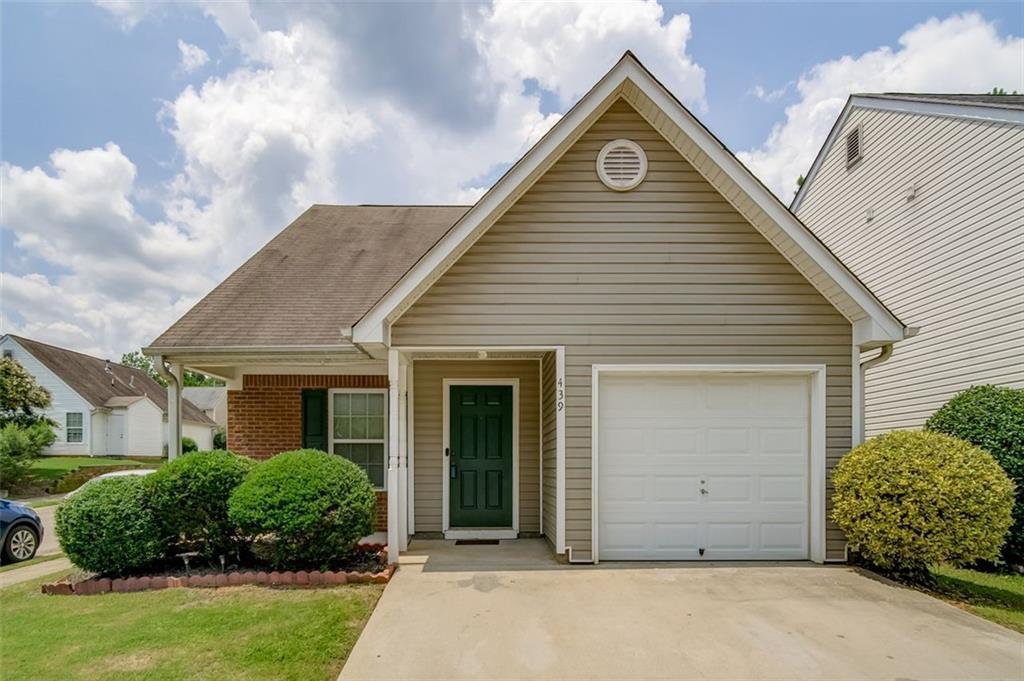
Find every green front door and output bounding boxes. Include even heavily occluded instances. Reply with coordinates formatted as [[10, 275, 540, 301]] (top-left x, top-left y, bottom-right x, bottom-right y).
[[449, 385, 513, 528]]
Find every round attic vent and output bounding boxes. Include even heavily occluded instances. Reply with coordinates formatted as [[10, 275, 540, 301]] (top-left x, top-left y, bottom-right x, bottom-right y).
[[597, 139, 647, 191]]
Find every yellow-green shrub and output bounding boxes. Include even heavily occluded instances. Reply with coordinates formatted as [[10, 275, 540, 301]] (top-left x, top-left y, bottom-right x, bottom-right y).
[[832, 430, 1014, 578]]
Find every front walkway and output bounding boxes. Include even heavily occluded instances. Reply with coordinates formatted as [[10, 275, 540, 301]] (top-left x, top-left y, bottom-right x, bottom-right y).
[[340, 539, 1023, 680]]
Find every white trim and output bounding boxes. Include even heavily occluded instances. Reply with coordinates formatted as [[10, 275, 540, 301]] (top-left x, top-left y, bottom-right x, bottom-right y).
[[555, 347, 567, 554], [792, 94, 1024, 212], [386, 350, 400, 563], [353, 53, 906, 347], [407, 359, 415, 536], [397, 360, 409, 551], [852, 345, 865, 446], [442, 378, 520, 537], [590, 363, 827, 565], [444, 528, 518, 541], [327, 387, 388, 491]]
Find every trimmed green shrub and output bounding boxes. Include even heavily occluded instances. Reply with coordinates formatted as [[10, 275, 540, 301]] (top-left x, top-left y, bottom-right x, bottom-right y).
[[926, 385, 1024, 565], [213, 430, 227, 450], [833, 430, 1014, 581], [0, 421, 56, 489], [228, 449, 375, 569], [181, 437, 198, 453], [56, 476, 164, 575], [146, 450, 254, 559]]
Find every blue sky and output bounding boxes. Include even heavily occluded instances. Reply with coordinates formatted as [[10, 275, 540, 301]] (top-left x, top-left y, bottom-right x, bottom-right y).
[[2, 1, 1022, 357]]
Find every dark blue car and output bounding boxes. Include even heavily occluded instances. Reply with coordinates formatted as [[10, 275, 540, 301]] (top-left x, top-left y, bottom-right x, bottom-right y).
[[1, 499, 43, 564]]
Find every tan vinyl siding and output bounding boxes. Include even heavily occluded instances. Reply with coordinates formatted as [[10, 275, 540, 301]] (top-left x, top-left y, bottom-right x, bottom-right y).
[[394, 100, 853, 560], [411, 360, 540, 534], [797, 107, 1024, 434], [541, 351, 558, 547]]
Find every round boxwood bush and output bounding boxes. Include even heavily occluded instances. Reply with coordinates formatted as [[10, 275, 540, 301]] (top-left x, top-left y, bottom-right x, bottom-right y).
[[146, 450, 254, 559], [832, 430, 1014, 580], [227, 449, 376, 569], [181, 436, 198, 453], [56, 476, 164, 575], [926, 385, 1024, 565]]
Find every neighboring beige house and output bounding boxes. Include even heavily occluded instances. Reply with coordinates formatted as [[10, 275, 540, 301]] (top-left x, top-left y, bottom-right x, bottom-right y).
[[1, 334, 217, 456], [183, 387, 227, 429], [793, 94, 1024, 435], [146, 53, 910, 564]]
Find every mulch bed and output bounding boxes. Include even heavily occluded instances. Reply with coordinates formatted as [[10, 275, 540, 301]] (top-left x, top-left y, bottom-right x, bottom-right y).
[[42, 543, 394, 596]]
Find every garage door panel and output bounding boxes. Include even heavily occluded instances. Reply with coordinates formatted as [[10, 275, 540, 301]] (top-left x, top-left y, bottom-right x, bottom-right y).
[[598, 372, 810, 561]]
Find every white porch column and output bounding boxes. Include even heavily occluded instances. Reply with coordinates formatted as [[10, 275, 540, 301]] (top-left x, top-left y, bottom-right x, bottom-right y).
[[397, 358, 410, 551], [386, 349, 400, 563], [167, 362, 184, 460]]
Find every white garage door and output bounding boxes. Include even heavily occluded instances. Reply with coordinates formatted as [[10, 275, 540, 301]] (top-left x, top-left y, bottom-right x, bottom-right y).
[[597, 373, 810, 561]]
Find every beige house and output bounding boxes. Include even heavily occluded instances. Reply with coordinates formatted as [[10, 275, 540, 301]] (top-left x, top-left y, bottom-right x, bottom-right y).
[[146, 53, 911, 564], [793, 94, 1023, 435]]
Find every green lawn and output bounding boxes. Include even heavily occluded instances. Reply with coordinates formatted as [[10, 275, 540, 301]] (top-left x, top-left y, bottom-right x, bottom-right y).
[[29, 456, 158, 481], [0, 572, 383, 680], [930, 566, 1024, 633]]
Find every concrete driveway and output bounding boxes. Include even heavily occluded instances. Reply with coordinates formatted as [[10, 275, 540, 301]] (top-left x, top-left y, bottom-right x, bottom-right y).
[[340, 539, 1023, 681]]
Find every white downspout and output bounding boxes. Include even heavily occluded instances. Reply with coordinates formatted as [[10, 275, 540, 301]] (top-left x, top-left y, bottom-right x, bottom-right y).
[[854, 344, 893, 445], [153, 355, 183, 460]]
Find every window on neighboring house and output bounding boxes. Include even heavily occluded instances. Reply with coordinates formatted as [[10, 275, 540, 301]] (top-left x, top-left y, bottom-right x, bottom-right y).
[[330, 390, 387, 488], [66, 412, 84, 443], [845, 127, 863, 168], [2, 349, 12, 358]]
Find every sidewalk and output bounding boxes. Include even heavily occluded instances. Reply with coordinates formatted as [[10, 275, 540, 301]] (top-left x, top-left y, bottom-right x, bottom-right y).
[[0, 556, 72, 589]]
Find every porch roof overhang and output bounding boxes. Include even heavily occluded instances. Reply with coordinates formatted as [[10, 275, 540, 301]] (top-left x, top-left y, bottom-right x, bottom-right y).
[[141, 343, 377, 379], [351, 51, 912, 352]]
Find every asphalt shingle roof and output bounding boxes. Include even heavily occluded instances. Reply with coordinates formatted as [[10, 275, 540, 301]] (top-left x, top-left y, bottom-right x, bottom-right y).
[[7, 335, 213, 424], [861, 93, 1024, 110], [149, 205, 469, 349]]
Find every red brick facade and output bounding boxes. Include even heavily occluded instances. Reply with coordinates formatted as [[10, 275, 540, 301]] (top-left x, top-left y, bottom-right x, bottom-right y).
[[228, 374, 390, 531]]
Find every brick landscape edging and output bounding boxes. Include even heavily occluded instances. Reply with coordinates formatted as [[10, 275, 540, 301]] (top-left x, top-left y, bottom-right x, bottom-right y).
[[42, 544, 393, 596]]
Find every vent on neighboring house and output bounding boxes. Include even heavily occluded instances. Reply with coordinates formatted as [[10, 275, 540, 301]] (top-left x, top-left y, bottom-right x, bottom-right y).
[[845, 127, 863, 168], [597, 139, 647, 191]]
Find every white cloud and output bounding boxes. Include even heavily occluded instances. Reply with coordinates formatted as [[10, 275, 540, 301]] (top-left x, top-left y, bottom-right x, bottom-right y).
[[740, 13, 1024, 198], [8, 0, 707, 357], [748, 84, 788, 103], [177, 40, 209, 74], [94, 0, 155, 30], [476, 1, 705, 110]]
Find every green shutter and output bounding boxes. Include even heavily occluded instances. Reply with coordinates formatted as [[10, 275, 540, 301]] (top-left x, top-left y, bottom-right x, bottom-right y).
[[301, 389, 328, 451]]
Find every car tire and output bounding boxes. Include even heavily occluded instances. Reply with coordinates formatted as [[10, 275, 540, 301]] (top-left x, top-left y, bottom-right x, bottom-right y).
[[2, 524, 39, 564]]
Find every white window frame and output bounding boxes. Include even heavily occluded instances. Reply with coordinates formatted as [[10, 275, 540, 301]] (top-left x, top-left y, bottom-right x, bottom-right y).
[[328, 388, 388, 490], [66, 412, 84, 444]]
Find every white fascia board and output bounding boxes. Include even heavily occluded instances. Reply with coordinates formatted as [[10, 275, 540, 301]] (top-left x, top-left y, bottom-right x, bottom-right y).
[[354, 54, 906, 347], [352, 58, 631, 345]]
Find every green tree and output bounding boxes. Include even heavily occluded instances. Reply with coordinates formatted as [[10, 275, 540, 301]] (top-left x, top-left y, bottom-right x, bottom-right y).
[[120, 350, 224, 387], [0, 357, 53, 427]]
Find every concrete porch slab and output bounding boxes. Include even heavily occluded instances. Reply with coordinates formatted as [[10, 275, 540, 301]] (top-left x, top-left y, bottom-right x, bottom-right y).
[[340, 538, 1023, 681]]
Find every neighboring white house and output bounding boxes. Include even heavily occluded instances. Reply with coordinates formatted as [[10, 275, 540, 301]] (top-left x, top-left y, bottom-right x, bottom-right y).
[[1, 334, 217, 456], [793, 93, 1024, 435], [182, 387, 227, 429]]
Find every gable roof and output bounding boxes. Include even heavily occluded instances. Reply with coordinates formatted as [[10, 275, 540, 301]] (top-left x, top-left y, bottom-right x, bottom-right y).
[[148, 205, 468, 351], [792, 92, 1024, 212], [352, 52, 908, 349], [5, 335, 213, 425]]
